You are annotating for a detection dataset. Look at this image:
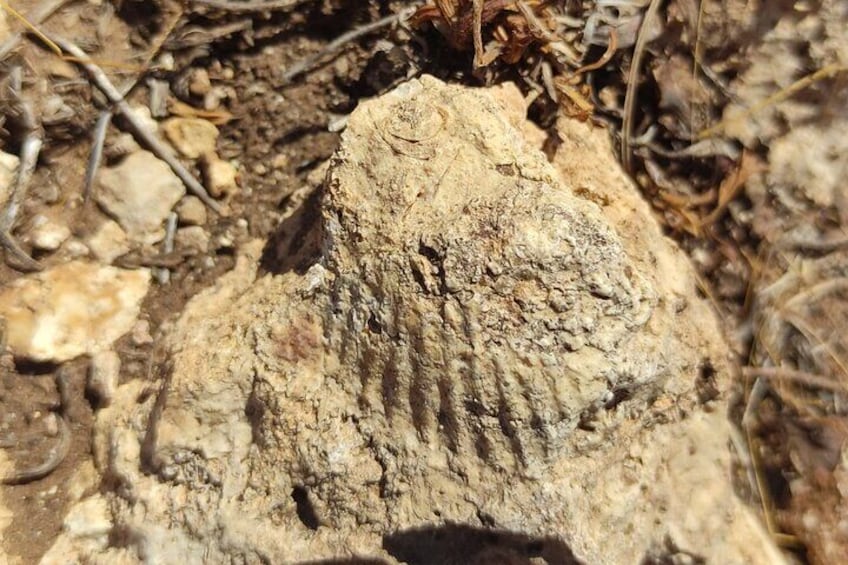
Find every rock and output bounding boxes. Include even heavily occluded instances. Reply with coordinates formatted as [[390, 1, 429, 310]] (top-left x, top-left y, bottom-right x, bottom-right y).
[[176, 195, 207, 226], [96, 151, 186, 245], [188, 68, 212, 97], [86, 219, 131, 263], [0, 261, 150, 362], [87, 351, 121, 407], [174, 226, 209, 253], [28, 213, 71, 251], [130, 319, 154, 346], [103, 132, 141, 162], [0, 150, 19, 205], [162, 117, 219, 159], [201, 154, 238, 198], [62, 238, 90, 259], [50, 78, 782, 563]]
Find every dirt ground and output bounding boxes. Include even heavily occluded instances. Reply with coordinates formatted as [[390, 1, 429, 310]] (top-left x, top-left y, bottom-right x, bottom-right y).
[[0, 0, 846, 563]]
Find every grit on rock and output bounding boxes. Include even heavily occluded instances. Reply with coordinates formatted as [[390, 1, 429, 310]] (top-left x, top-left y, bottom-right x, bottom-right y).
[[40, 77, 784, 564]]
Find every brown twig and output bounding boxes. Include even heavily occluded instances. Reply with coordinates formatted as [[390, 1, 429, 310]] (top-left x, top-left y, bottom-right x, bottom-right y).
[[471, 0, 485, 68], [50, 35, 224, 214]]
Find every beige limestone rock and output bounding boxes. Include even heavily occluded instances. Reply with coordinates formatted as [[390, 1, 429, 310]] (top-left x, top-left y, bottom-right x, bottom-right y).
[[50, 77, 781, 563], [162, 117, 219, 159], [96, 151, 186, 245], [88, 351, 121, 407], [174, 226, 210, 253], [0, 150, 19, 207], [0, 261, 150, 362], [28, 213, 71, 251], [176, 195, 208, 226], [86, 219, 131, 263], [201, 154, 238, 198]]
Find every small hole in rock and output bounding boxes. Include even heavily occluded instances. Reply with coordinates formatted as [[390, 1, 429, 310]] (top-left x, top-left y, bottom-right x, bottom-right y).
[[291, 486, 320, 530]]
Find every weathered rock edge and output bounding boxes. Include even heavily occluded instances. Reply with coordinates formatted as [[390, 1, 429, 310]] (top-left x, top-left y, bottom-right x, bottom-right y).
[[43, 77, 783, 565]]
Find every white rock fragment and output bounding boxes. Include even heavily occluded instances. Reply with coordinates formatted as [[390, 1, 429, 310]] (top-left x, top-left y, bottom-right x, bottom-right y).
[[88, 351, 121, 407], [40, 495, 114, 564], [176, 195, 207, 226], [130, 319, 154, 346], [0, 150, 19, 204], [62, 238, 91, 259], [0, 261, 150, 362], [162, 117, 219, 159], [29, 213, 71, 251], [96, 151, 186, 245], [86, 219, 131, 263], [201, 154, 238, 198], [175, 226, 209, 253]]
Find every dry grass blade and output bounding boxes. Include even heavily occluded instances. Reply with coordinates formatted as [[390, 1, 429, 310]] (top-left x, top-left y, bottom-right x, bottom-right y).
[[697, 150, 762, 231], [743, 366, 846, 394], [621, 0, 662, 174], [0, 0, 70, 61], [699, 63, 848, 139]]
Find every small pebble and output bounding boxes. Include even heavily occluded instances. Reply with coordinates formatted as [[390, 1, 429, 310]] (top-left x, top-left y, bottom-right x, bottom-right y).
[[162, 118, 219, 159], [175, 226, 210, 253], [29, 214, 71, 251], [177, 196, 208, 226], [88, 350, 121, 407], [86, 219, 130, 263], [131, 320, 154, 346], [202, 155, 239, 198]]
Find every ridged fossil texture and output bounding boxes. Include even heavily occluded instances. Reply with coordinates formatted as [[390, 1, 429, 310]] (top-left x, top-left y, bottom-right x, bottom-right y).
[[321, 76, 657, 473]]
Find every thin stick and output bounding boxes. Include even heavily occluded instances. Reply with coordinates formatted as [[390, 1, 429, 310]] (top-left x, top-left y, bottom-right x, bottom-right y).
[[82, 109, 112, 202], [156, 212, 178, 285], [698, 63, 847, 139], [189, 0, 307, 12], [282, 8, 415, 84], [1, 68, 43, 271], [742, 366, 846, 394], [50, 35, 224, 214], [471, 0, 485, 68], [620, 0, 663, 173]]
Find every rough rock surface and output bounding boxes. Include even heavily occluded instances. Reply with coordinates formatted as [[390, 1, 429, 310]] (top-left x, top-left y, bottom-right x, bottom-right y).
[[95, 150, 186, 245], [0, 262, 150, 362], [46, 77, 782, 563]]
